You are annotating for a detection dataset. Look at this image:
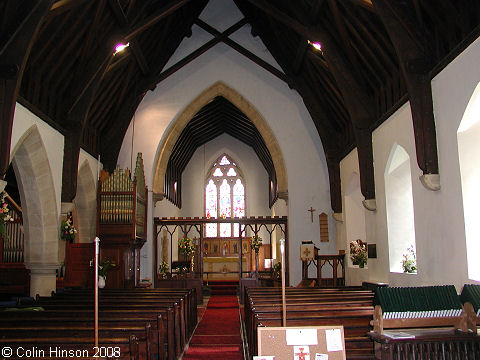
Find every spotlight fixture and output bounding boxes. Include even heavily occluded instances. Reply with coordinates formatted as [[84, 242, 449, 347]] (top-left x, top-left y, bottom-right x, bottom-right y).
[[308, 40, 322, 52], [114, 42, 130, 55]]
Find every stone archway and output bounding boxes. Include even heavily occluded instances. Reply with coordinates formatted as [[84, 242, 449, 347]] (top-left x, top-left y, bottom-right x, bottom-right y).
[[74, 160, 97, 243], [152, 81, 288, 198], [11, 125, 59, 296]]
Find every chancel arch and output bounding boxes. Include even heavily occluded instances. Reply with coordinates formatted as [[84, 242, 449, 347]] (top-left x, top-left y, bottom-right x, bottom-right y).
[[10, 125, 59, 296], [152, 81, 287, 202]]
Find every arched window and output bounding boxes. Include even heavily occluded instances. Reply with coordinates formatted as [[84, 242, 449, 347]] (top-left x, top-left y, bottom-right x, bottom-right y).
[[205, 154, 245, 237], [457, 82, 480, 281], [385, 144, 417, 273]]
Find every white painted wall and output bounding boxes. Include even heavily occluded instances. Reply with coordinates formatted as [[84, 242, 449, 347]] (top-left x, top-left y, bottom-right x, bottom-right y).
[[338, 35, 480, 291], [180, 134, 269, 218]]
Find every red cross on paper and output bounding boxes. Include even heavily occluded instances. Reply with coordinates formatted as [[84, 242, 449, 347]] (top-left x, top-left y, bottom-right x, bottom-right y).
[[294, 347, 308, 360]]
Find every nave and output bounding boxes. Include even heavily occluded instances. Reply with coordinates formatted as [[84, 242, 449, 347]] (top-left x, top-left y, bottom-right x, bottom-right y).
[[182, 282, 243, 360]]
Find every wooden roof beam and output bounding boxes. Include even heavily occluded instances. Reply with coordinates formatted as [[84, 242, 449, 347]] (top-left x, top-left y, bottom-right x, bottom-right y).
[[49, 0, 90, 17], [147, 18, 247, 87], [195, 19, 291, 86], [124, 0, 191, 41], [108, 0, 150, 75], [346, 0, 374, 12], [0, 0, 53, 177], [373, 0, 439, 187]]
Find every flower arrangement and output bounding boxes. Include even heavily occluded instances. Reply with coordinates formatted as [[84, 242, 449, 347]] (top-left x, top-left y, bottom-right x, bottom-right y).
[[273, 261, 282, 279], [350, 239, 367, 268], [0, 192, 14, 240], [158, 260, 169, 276], [98, 259, 116, 278], [250, 235, 262, 253], [402, 245, 417, 273], [178, 237, 195, 257], [60, 212, 77, 243]]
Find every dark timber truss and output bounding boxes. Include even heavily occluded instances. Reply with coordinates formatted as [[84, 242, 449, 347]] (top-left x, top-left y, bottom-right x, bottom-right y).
[[1, 0, 480, 210]]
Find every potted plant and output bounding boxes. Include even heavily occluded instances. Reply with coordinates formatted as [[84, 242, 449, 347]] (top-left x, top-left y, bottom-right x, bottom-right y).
[[60, 212, 77, 243], [350, 239, 367, 268], [97, 259, 116, 288], [178, 237, 195, 273], [402, 245, 417, 273]]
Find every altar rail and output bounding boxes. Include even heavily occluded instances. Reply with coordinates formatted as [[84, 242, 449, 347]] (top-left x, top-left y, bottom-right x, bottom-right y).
[[154, 216, 288, 287]]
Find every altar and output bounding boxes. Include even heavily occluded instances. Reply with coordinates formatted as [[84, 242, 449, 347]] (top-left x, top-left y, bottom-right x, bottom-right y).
[[203, 256, 248, 280]]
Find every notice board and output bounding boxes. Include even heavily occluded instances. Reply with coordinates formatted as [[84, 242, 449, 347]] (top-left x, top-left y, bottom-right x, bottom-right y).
[[257, 326, 346, 360]]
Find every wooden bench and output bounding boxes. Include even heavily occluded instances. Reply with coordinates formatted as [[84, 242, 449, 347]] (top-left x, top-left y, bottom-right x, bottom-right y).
[[243, 287, 375, 359], [0, 335, 139, 360], [0, 308, 175, 360], [367, 285, 480, 359]]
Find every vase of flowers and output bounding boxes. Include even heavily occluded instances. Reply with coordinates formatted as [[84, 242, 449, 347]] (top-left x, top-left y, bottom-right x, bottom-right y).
[[179, 237, 195, 272], [251, 235, 262, 277], [402, 245, 417, 273], [350, 239, 367, 268], [0, 192, 13, 240], [60, 212, 77, 243], [96, 259, 116, 288], [158, 260, 169, 278]]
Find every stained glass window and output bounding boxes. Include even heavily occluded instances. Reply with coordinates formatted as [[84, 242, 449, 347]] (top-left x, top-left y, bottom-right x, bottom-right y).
[[219, 156, 230, 165], [205, 180, 217, 237], [204, 154, 246, 238], [213, 168, 223, 177]]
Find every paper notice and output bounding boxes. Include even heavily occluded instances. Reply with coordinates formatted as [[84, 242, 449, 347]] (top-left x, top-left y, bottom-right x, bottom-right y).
[[315, 354, 328, 360], [293, 346, 310, 360], [325, 329, 343, 352], [286, 329, 318, 345]]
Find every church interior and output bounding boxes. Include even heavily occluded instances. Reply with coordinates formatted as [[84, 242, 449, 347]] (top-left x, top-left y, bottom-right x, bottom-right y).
[[2, 0, 480, 359]]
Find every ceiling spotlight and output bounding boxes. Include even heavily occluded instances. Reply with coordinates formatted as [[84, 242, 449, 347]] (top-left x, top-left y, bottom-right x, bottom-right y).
[[308, 40, 322, 51], [114, 42, 130, 55]]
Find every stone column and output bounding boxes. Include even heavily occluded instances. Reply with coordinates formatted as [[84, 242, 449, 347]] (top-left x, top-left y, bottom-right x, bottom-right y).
[[27, 263, 58, 297]]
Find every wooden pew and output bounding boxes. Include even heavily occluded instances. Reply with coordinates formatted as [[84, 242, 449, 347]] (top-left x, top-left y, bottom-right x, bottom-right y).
[[0, 308, 175, 360], [0, 335, 139, 360], [0, 325, 153, 360], [32, 297, 187, 350], [2, 288, 197, 360], [367, 285, 480, 359], [47, 288, 198, 339], [243, 287, 375, 359]]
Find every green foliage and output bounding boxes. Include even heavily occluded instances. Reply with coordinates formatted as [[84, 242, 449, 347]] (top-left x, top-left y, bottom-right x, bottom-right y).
[[179, 237, 195, 257], [250, 235, 262, 253], [402, 245, 417, 273], [350, 239, 367, 267]]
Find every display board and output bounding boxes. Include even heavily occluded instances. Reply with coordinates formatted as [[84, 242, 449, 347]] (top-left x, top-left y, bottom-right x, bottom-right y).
[[257, 326, 346, 360]]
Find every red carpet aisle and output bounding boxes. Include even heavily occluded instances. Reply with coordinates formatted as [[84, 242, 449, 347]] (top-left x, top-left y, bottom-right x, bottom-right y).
[[182, 295, 243, 360]]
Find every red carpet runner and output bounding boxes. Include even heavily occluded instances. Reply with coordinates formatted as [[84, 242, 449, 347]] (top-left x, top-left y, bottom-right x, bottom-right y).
[[182, 295, 243, 360]]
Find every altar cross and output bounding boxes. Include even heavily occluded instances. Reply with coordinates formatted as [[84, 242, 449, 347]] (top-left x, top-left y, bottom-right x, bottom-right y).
[[308, 207, 316, 222]]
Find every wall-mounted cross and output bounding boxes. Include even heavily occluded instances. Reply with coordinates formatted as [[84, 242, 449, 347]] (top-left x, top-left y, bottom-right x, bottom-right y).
[[308, 207, 315, 222]]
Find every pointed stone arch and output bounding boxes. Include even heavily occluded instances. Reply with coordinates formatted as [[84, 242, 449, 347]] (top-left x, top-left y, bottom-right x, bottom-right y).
[[10, 124, 58, 295], [152, 81, 288, 198], [74, 160, 97, 243]]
